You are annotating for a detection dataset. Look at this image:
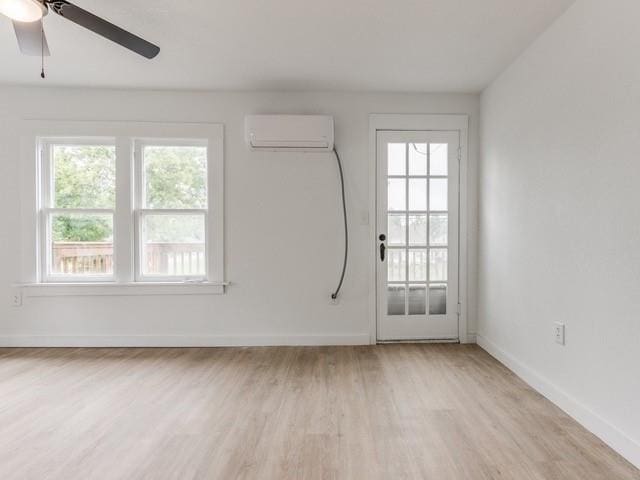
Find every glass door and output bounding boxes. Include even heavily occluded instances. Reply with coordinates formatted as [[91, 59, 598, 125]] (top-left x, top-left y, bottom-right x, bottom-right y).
[[376, 130, 459, 341]]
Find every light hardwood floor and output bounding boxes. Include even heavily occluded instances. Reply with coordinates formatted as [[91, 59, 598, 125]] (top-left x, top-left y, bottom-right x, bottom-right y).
[[0, 345, 637, 480]]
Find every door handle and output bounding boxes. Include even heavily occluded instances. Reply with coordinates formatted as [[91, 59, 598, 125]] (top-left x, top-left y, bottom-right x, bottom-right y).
[[378, 234, 386, 262]]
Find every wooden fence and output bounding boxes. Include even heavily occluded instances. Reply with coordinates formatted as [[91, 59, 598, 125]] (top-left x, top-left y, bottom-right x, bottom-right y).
[[53, 242, 205, 275], [144, 242, 205, 276]]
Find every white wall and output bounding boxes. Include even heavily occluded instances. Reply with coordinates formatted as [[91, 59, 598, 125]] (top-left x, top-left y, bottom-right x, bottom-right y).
[[479, 0, 640, 467], [0, 88, 479, 345]]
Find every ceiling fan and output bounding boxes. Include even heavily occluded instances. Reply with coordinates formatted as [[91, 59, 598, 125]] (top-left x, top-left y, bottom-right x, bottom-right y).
[[0, 0, 160, 59]]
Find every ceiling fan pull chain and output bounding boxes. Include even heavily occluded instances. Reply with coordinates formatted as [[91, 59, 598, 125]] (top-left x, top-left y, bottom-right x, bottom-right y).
[[40, 20, 45, 79]]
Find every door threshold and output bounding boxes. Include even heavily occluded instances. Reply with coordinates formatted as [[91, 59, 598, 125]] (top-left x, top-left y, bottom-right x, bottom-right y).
[[377, 338, 459, 344]]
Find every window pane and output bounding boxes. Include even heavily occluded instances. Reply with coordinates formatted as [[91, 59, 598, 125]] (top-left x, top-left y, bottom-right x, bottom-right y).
[[430, 143, 448, 176], [50, 213, 113, 275], [429, 178, 448, 211], [408, 143, 427, 175], [142, 214, 206, 276], [144, 145, 207, 209], [387, 179, 406, 211], [408, 249, 427, 281], [408, 178, 427, 211], [53, 145, 115, 209], [387, 286, 405, 315], [429, 214, 448, 246], [387, 143, 406, 176], [387, 249, 406, 282], [387, 214, 406, 246], [429, 248, 448, 282], [408, 215, 427, 246], [408, 285, 426, 315], [429, 284, 447, 315]]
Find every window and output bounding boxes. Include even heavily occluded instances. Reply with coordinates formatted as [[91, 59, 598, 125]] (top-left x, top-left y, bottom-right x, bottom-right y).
[[41, 140, 116, 281], [28, 122, 224, 293], [135, 141, 208, 280]]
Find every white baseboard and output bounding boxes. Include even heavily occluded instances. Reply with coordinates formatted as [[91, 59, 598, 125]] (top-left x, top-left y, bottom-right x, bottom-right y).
[[477, 334, 640, 470], [0, 334, 372, 348], [465, 333, 477, 343]]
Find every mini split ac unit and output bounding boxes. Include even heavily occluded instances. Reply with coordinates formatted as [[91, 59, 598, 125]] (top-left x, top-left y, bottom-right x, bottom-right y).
[[244, 115, 334, 151]]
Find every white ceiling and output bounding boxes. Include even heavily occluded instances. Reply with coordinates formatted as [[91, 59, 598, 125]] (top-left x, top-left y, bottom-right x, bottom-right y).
[[0, 0, 574, 92]]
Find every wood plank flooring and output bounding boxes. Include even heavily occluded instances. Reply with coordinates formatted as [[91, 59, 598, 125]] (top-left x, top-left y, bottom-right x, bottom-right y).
[[0, 345, 637, 480]]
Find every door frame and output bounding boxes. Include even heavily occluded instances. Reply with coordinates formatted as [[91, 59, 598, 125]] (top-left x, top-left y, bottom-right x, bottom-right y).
[[368, 114, 470, 344]]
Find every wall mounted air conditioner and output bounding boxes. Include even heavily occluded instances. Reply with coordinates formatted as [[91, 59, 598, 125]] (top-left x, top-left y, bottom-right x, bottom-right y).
[[245, 115, 334, 151]]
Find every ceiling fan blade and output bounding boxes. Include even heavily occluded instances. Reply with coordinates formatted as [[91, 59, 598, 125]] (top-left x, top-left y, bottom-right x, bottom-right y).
[[13, 20, 50, 56], [48, 0, 160, 59]]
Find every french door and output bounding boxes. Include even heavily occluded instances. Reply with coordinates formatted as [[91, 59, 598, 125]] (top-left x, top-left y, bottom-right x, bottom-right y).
[[376, 130, 459, 341]]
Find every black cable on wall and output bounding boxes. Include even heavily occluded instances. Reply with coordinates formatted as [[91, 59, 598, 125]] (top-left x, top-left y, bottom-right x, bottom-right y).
[[331, 146, 348, 300]]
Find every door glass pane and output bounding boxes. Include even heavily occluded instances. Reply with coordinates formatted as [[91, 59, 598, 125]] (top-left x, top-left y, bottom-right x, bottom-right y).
[[50, 213, 113, 275], [387, 214, 406, 246], [429, 248, 448, 282], [142, 214, 206, 276], [408, 249, 427, 281], [387, 143, 406, 176], [143, 145, 207, 209], [387, 179, 406, 211], [429, 143, 448, 176], [53, 144, 115, 209], [408, 215, 427, 246], [387, 249, 406, 282], [387, 286, 405, 315], [429, 214, 448, 246], [429, 178, 448, 211], [429, 284, 447, 315], [408, 178, 427, 211], [408, 143, 427, 175], [408, 285, 426, 315]]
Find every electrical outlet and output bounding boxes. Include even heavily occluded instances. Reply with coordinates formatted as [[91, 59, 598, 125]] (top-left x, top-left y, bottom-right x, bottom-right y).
[[10, 289, 22, 307], [554, 322, 565, 345], [330, 295, 340, 305]]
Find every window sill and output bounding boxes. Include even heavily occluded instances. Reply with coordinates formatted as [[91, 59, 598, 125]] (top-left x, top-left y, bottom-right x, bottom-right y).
[[16, 281, 228, 297]]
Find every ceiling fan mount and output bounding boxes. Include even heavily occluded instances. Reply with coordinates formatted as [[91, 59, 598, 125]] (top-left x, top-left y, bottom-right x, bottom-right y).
[[1, 0, 160, 60]]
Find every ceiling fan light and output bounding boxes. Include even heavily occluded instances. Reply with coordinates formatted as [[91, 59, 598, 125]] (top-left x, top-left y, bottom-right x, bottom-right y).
[[0, 0, 44, 23]]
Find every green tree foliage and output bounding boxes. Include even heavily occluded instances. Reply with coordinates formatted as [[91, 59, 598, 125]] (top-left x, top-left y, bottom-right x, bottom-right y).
[[54, 145, 116, 209], [143, 214, 204, 243], [144, 146, 206, 209], [52, 214, 113, 242], [52, 145, 115, 242], [52, 145, 206, 243], [144, 146, 206, 243]]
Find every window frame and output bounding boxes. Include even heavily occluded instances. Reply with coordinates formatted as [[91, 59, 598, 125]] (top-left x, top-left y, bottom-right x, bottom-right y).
[[133, 138, 211, 282], [39, 137, 117, 283], [18, 121, 225, 296]]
